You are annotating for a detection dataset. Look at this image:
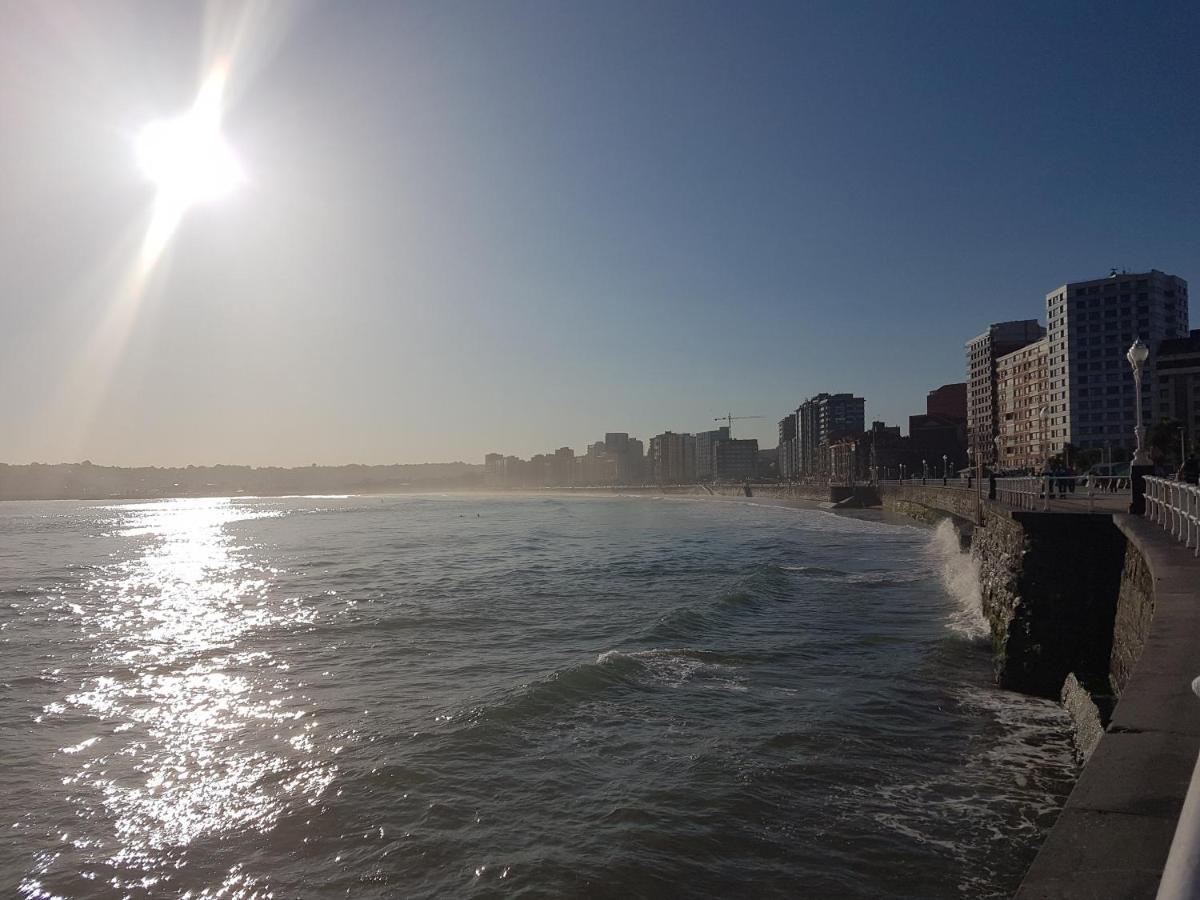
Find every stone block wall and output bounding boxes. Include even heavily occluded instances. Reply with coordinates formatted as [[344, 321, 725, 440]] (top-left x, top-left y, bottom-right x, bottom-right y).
[[1110, 535, 1155, 696]]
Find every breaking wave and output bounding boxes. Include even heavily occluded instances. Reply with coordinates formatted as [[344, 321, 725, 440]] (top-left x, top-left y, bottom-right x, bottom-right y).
[[928, 519, 988, 640]]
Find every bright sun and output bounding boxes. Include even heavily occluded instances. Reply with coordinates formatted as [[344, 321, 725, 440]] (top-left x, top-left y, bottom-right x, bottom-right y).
[[135, 62, 243, 270]]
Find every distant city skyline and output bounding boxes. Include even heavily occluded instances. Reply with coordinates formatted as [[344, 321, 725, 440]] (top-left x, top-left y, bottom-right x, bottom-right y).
[[2, 2, 1198, 467]]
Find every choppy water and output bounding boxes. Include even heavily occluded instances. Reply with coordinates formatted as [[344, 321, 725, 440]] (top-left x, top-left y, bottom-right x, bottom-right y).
[[0, 493, 1076, 899]]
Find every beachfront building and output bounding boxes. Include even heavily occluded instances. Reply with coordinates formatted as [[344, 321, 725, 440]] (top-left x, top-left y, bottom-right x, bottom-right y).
[[1155, 329, 1200, 449], [694, 427, 731, 480], [966, 320, 1045, 466], [996, 337, 1049, 471], [777, 413, 798, 479], [798, 393, 866, 476], [714, 438, 758, 481], [649, 431, 687, 483], [1045, 270, 1189, 456]]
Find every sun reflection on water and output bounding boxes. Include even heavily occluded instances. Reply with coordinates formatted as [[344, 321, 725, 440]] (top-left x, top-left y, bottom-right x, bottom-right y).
[[25, 498, 334, 898]]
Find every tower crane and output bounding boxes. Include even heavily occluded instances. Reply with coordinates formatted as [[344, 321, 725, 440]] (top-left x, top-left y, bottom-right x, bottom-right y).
[[714, 413, 765, 437]]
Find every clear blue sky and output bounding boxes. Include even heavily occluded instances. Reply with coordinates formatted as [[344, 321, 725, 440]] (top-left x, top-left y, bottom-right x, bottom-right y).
[[1, 0, 1197, 466]]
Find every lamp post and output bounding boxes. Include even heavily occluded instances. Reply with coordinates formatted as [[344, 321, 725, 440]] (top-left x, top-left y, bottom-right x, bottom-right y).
[[871, 431, 878, 485], [991, 433, 1001, 501], [942, 453, 948, 484], [1128, 339, 1152, 514], [900, 463, 906, 482], [1039, 404, 1050, 510], [922, 458, 928, 484], [1128, 339, 1152, 466]]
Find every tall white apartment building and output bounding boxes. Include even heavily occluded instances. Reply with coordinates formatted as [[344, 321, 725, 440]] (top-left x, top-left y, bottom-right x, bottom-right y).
[[1044, 270, 1189, 455]]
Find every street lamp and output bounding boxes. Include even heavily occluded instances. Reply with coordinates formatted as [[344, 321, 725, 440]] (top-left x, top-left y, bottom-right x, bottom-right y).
[[1128, 339, 1152, 466], [942, 453, 948, 482], [922, 458, 928, 483], [1039, 404, 1051, 510]]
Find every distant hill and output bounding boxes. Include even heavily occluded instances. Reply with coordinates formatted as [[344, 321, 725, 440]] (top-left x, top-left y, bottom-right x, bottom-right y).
[[0, 461, 485, 501]]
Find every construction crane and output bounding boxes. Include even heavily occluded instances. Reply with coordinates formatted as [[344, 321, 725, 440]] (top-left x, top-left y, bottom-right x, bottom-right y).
[[714, 413, 765, 437]]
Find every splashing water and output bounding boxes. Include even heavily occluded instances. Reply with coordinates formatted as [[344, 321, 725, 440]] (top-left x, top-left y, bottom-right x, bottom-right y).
[[928, 518, 989, 640]]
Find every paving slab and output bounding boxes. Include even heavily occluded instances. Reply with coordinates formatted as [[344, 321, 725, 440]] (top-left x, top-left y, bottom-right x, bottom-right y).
[[1016, 808, 1174, 899]]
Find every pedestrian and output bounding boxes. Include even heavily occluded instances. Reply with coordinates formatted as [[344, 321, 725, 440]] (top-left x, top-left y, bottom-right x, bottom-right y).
[[1183, 455, 1200, 486]]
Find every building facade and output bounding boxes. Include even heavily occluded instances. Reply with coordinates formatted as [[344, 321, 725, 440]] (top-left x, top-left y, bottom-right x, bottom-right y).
[[1045, 270, 1189, 455], [649, 431, 687, 483], [797, 393, 866, 476], [777, 414, 798, 479], [1156, 329, 1200, 451], [714, 439, 758, 481], [926, 382, 967, 420], [966, 320, 1045, 464], [694, 427, 730, 481], [996, 337, 1049, 471]]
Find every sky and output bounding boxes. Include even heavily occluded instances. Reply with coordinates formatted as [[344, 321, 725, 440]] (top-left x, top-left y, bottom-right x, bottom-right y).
[[1, 0, 1197, 467]]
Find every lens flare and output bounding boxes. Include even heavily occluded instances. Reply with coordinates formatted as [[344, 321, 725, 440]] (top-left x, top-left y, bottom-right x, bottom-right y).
[[136, 62, 244, 273]]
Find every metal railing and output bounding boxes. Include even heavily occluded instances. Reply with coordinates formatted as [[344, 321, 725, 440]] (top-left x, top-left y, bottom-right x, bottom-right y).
[[1144, 476, 1200, 558], [875, 477, 972, 489], [994, 475, 1131, 512], [994, 476, 1044, 510]]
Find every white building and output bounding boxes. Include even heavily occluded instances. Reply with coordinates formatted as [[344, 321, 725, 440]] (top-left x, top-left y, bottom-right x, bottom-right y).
[[1044, 270, 1189, 455]]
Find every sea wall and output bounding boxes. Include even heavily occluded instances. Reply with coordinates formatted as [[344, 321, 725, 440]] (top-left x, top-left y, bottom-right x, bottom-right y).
[[1111, 536, 1156, 695], [877, 486, 1126, 699], [1015, 515, 1200, 898]]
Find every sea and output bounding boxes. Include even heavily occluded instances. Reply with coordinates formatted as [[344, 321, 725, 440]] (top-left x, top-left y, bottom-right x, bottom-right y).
[[0, 493, 1078, 899]]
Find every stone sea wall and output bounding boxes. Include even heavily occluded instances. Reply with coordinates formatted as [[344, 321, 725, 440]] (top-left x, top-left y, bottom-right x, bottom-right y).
[[1111, 538, 1155, 696]]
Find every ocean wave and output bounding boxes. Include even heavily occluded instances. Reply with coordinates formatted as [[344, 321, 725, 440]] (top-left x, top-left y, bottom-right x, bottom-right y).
[[854, 686, 1076, 897], [462, 648, 748, 728], [926, 520, 988, 640]]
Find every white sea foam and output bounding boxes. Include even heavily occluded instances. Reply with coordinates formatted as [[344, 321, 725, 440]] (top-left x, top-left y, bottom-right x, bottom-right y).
[[597, 648, 748, 692], [928, 519, 988, 639]]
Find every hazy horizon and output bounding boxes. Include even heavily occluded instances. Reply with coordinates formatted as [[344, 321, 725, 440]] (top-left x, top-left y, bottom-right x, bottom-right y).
[[3, 1, 1197, 467]]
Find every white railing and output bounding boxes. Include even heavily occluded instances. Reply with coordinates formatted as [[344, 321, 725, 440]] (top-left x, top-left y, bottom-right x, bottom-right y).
[[995, 476, 1044, 510], [875, 477, 972, 489], [993, 475, 1131, 512], [1144, 476, 1200, 558]]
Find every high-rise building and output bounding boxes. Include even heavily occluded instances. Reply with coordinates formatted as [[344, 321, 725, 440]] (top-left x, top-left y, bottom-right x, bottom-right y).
[[1154, 329, 1200, 451], [777, 414, 798, 479], [996, 337, 1049, 471], [649, 431, 687, 483], [797, 393, 866, 475], [694, 426, 730, 481], [966, 320, 1045, 463], [714, 439, 758, 481], [1045, 270, 1189, 454], [551, 447, 575, 485], [926, 383, 967, 421], [622, 438, 645, 483], [604, 433, 629, 454]]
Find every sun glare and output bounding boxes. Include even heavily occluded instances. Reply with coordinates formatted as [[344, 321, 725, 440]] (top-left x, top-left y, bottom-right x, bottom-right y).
[[135, 62, 243, 272]]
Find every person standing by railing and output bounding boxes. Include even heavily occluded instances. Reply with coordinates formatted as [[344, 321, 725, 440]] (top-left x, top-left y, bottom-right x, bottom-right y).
[[1180, 455, 1200, 486]]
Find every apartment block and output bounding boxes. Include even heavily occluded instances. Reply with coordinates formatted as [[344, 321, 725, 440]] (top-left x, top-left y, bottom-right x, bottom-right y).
[[996, 337, 1049, 471], [966, 320, 1045, 464], [1045, 270, 1189, 454]]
